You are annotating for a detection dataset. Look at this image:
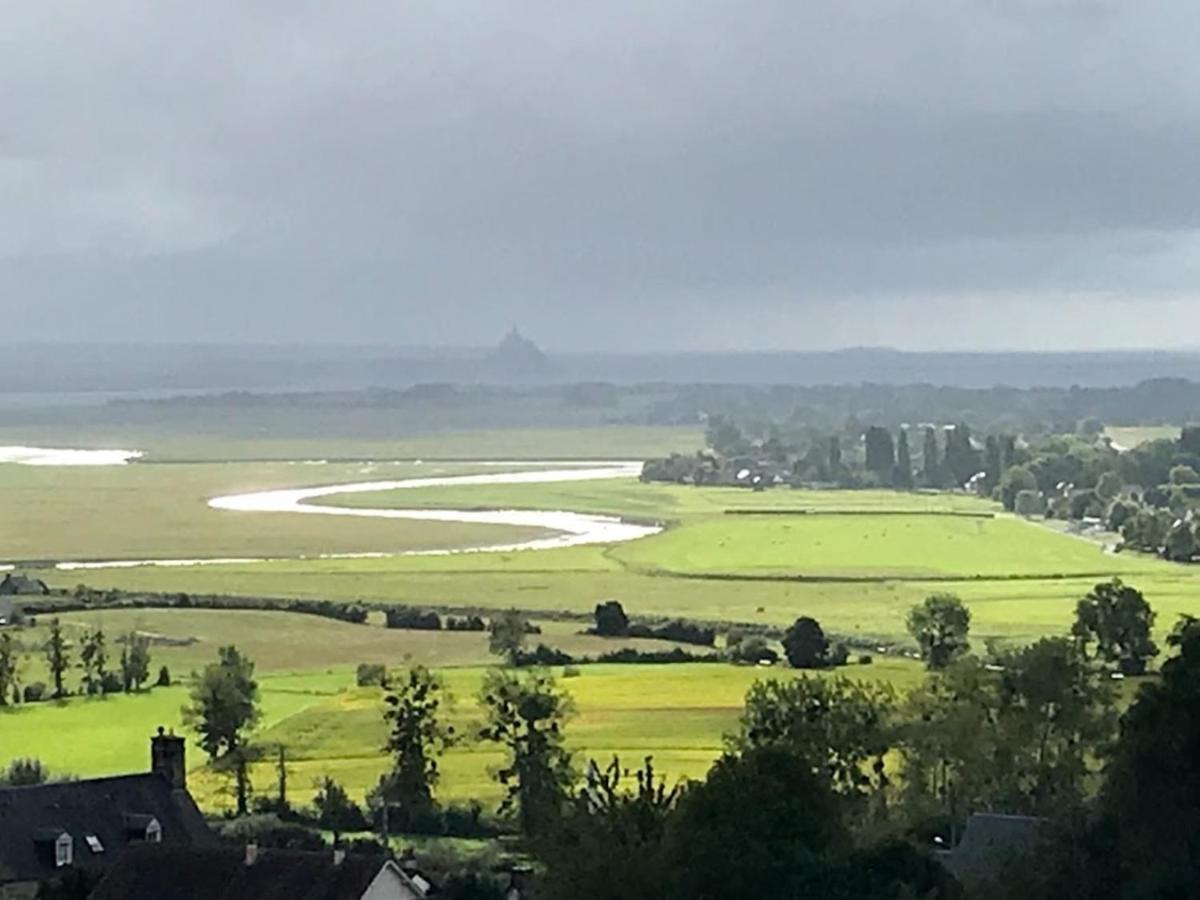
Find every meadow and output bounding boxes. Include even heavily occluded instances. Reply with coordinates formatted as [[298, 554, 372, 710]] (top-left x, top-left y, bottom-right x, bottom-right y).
[[3, 423, 1200, 817]]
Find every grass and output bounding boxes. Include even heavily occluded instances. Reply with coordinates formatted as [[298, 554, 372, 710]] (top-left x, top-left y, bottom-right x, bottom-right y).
[[6, 434, 1200, 814], [0, 460, 552, 562], [0, 655, 923, 811], [18, 609, 713, 677], [42, 475, 1200, 646], [1105, 425, 1180, 449]]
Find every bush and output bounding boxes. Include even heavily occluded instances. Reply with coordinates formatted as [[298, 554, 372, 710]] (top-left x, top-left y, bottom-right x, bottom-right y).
[[100, 671, 124, 694], [23, 682, 47, 703], [217, 814, 325, 851], [829, 642, 850, 667], [858, 655, 873, 665], [730, 637, 779, 665], [513, 644, 576, 667], [1, 758, 49, 785], [385, 608, 442, 630], [446, 615, 486, 631], [595, 647, 719, 664], [155, 666, 171, 687], [627, 619, 715, 647], [355, 663, 388, 687], [562, 665, 581, 678]]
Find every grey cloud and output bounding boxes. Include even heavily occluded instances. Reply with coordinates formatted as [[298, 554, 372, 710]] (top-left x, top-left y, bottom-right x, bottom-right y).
[[3, 0, 1200, 349]]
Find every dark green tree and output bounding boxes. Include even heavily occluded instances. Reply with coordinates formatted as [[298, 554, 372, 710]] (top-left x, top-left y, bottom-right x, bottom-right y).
[[864, 426, 896, 481], [183, 645, 262, 760], [380, 666, 455, 819], [732, 676, 896, 800], [827, 435, 843, 478], [921, 426, 942, 487], [1164, 519, 1198, 562], [0, 633, 20, 706], [894, 428, 914, 489], [984, 434, 1002, 493], [592, 600, 629, 637], [1071, 578, 1158, 674], [488, 609, 528, 666], [1097, 616, 1200, 894], [537, 756, 680, 900], [998, 465, 1038, 511], [119, 631, 152, 692], [993, 638, 1115, 815], [907, 594, 971, 669], [478, 669, 575, 836], [665, 747, 849, 900], [782, 616, 830, 669], [943, 423, 980, 487], [79, 627, 108, 696], [313, 776, 364, 845], [43, 618, 70, 700]]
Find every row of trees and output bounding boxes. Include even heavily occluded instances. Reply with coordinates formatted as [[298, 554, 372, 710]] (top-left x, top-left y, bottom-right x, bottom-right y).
[[0, 620, 164, 705]]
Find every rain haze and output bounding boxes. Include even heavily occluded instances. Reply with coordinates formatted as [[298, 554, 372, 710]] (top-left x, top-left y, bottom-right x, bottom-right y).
[[3, 1, 1200, 351]]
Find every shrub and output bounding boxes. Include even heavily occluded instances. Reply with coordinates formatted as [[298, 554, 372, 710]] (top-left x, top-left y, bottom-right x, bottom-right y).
[[385, 608, 442, 630], [155, 666, 171, 687], [595, 647, 719, 664], [562, 665, 581, 678], [100, 671, 124, 694], [730, 637, 779, 665], [1, 758, 49, 785], [829, 642, 850, 667], [355, 663, 388, 687], [858, 655, 873, 665], [446, 615, 486, 631], [627, 620, 715, 647], [217, 814, 325, 851], [23, 682, 47, 703], [513, 644, 576, 667]]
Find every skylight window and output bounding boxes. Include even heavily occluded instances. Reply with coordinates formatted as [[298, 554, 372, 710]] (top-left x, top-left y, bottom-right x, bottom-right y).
[[85, 834, 104, 854]]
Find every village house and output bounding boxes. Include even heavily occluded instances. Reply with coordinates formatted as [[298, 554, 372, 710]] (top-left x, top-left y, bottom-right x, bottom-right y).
[[87, 844, 436, 900], [0, 729, 213, 900]]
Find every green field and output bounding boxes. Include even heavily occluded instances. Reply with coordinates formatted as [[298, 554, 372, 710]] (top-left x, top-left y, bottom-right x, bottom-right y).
[[0, 646, 922, 811], [4, 424, 1200, 816], [0, 460, 554, 562], [1105, 424, 1180, 449], [38, 473, 1198, 647]]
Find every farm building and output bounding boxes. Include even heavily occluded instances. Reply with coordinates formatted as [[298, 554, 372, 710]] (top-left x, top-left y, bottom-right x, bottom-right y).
[[0, 729, 213, 899]]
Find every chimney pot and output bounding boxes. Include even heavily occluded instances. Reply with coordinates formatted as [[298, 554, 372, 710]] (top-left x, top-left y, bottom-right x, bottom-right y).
[[245, 843, 258, 866]]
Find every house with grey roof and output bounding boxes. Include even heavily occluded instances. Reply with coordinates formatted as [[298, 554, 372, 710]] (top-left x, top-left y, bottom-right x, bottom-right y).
[[0, 574, 48, 597], [87, 844, 435, 900], [0, 729, 213, 899], [940, 812, 1044, 890]]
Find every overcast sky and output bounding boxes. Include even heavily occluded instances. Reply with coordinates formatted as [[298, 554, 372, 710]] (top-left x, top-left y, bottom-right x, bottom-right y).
[[3, 1, 1200, 351]]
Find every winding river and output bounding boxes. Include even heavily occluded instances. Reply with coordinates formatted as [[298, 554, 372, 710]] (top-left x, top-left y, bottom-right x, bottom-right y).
[[46, 460, 661, 570]]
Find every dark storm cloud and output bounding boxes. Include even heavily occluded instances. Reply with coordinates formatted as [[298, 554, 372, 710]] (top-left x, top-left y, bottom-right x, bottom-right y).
[[3, 0, 1200, 349]]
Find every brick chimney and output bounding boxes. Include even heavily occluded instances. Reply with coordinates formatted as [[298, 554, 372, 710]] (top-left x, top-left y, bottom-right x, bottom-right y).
[[151, 726, 187, 790]]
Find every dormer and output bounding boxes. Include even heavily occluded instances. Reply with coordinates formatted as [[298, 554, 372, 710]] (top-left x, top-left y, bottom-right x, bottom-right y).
[[123, 813, 162, 843], [33, 828, 73, 868]]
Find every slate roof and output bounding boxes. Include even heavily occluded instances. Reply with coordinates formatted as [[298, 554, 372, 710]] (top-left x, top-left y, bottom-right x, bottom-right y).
[[0, 773, 214, 885], [87, 845, 433, 900], [942, 812, 1043, 883], [0, 573, 49, 596]]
